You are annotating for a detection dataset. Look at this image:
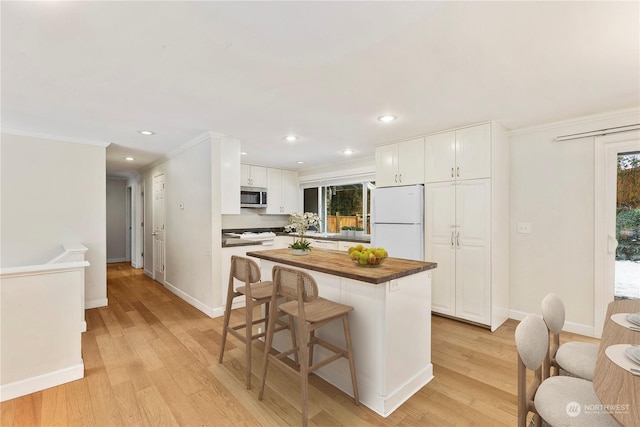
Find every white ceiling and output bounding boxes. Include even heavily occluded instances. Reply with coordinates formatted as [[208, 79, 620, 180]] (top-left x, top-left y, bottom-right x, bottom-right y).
[[2, 1, 639, 177]]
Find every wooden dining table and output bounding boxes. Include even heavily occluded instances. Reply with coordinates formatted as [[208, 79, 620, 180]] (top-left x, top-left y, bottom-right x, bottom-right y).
[[593, 299, 640, 426]]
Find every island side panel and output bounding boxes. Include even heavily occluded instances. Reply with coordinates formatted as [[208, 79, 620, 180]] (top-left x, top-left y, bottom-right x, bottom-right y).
[[258, 260, 433, 418], [381, 270, 433, 415]]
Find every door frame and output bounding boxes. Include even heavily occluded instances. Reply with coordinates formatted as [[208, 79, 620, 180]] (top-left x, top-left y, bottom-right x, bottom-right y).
[[152, 173, 166, 284], [594, 130, 640, 337]]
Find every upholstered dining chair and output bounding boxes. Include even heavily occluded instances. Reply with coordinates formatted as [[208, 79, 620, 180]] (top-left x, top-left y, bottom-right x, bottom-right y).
[[258, 265, 359, 427], [515, 314, 618, 427], [218, 255, 293, 389], [541, 293, 599, 381]]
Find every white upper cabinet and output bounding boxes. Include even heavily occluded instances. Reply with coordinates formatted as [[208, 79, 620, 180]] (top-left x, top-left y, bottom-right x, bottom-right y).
[[425, 123, 491, 183], [375, 137, 424, 187], [241, 164, 267, 187], [266, 168, 298, 214]]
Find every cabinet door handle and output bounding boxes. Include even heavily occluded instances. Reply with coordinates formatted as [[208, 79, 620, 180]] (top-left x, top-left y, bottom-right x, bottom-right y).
[[451, 167, 454, 178], [399, 173, 402, 182], [456, 231, 460, 247], [456, 167, 460, 177], [451, 231, 454, 247], [395, 174, 398, 183]]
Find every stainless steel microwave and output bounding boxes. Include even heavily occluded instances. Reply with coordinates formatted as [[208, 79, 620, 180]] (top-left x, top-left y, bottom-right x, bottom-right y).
[[240, 187, 267, 208]]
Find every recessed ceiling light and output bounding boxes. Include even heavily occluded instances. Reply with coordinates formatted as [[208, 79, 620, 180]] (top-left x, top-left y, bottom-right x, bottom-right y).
[[297, 161, 305, 164], [138, 130, 155, 135], [377, 115, 397, 123], [241, 152, 247, 156], [285, 135, 298, 142], [124, 157, 135, 161], [342, 148, 355, 155]]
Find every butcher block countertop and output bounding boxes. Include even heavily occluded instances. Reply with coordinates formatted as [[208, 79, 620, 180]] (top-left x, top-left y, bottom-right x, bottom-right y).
[[246, 248, 437, 284]]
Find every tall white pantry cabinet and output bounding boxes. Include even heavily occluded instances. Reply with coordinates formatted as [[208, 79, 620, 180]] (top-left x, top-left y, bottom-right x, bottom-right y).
[[424, 122, 509, 331]]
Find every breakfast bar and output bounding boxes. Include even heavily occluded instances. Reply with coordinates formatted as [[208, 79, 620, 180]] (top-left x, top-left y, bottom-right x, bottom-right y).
[[247, 247, 437, 417]]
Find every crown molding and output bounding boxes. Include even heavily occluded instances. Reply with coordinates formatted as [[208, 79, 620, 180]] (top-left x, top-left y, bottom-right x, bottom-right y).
[[508, 107, 640, 136], [1, 127, 111, 147]]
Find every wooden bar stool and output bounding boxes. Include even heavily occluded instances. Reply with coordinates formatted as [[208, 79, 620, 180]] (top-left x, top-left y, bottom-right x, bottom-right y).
[[218, 255, 293, 389], [258, 265, 359, 427]]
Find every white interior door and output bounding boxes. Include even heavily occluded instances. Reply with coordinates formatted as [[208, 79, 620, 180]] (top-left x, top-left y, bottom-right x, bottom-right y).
[[153, 174, 165, 284]]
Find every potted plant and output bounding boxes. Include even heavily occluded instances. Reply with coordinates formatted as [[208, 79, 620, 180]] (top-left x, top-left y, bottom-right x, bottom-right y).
[[289, 238, 313, 255], [354, 226, 365, 238], [341, 225, 352, 237], [285, 212, 321, 255]]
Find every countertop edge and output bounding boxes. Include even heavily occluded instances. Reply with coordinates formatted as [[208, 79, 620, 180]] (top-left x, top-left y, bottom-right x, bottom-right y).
[[247, 248, 436, 284]]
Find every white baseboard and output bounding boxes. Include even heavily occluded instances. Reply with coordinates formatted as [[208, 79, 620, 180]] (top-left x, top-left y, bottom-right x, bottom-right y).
[[163, 280, 216, 317], [509, 310, 596, 338], [144, 268, 153, 278], [0, 363, 84, 402], [85, 298, 108, 309], [107, 258, 128, 263]]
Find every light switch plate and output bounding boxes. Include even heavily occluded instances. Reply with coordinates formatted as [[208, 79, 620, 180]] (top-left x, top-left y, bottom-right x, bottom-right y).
[[517, 222, 532, 234]]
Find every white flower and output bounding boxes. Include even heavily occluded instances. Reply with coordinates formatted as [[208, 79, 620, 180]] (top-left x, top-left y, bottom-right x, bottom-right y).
[[285, 212, 321, 237]]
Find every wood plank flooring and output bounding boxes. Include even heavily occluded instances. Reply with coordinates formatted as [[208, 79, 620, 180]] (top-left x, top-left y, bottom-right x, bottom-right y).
[[1, 263, 600, 426]]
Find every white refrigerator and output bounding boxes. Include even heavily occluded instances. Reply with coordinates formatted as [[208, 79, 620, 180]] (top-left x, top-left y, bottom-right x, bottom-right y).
[[371, 184, 425, 261]]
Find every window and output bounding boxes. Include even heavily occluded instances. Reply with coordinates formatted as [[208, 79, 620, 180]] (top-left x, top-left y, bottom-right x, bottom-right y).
[[303, 182, 375, 234]]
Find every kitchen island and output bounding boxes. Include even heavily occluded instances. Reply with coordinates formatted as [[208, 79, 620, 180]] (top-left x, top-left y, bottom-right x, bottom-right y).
[[247, 247, 437, 417]]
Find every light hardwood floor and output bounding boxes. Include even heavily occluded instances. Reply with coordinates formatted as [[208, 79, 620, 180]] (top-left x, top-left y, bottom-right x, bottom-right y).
[[1, 263, 599, 426]]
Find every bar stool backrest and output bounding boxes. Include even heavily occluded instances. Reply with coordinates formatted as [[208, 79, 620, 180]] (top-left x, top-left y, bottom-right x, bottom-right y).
[[272, 265, 318, 303], [231, 255, 261, 285]]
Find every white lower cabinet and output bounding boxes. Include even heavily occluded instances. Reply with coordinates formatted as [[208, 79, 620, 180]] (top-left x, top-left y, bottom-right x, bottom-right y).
[[337, 241, 353, 251], [426, 179, 493, 327], [309, 239, 339, 250]]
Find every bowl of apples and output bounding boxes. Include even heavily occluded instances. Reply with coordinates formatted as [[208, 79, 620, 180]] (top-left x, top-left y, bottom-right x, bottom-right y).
[[348, 245, 388, 267]]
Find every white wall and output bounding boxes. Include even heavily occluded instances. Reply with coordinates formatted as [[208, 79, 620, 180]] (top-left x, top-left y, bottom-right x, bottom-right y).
[[141, 133, 237, 315], [106, 178, 127, 262], [0, 133, 107, 308], [509, 109, 640, 333], [164, 139, 214, 309]]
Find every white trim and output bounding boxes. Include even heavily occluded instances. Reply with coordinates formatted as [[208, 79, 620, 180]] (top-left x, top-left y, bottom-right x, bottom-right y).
[[163, 280, 216, 317], [1, 128, 111, 147], [593, 130, 640, 338], [509, 108, 640, 136], [508, 310, 595, 338], [85, 298, 108, 309], [0, 261, 89, 278], [0, 363, 84, 402], [107, 257, 128, 263], [140, 131, 227, 173]]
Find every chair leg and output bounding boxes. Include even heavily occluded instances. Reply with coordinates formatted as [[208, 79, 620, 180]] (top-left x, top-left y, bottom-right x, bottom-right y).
[[245, 298, 253, 389], [298, 318, 310, 427], [342, 314, 359, 405], [259, 300, 278, 401], [218, 291, 235, 363], [289, 314, 299, 365], [309, 330, 315, 367]]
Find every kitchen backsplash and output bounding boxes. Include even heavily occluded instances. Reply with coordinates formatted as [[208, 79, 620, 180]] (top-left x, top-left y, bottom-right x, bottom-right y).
[[222, 209, 289, 230]]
